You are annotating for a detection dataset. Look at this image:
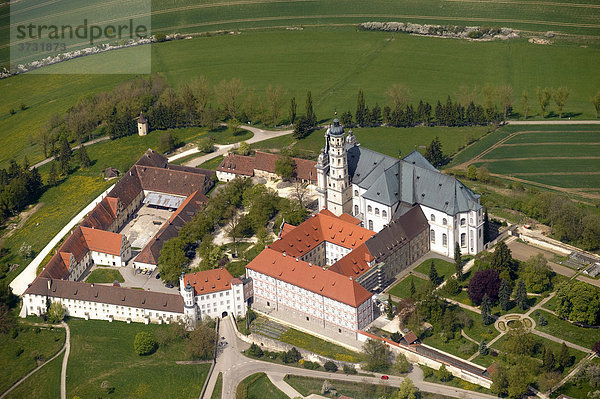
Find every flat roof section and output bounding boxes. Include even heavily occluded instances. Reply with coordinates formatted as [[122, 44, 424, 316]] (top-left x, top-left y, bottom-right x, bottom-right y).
[[143, 192, 186, 210]]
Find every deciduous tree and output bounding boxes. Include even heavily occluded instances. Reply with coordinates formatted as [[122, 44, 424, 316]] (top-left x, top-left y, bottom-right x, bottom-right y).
[[468, 269, 501, 305], [274, 155, 295, 181], [134, 331, 157, 356], [187, 322, 216, 360], [552, 87, 570, 118], [288, 97, 297, 125], [305, 91, 316, 127], [47, 301, 66, 324], [362, 339, 391, 372], [536, 87, 552, 117]]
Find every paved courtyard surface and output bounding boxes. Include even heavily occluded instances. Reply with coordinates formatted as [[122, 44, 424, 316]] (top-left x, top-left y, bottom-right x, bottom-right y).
[[120, 205, 173, 249]]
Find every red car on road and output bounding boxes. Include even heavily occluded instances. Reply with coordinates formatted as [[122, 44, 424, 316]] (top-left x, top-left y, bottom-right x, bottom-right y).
[[381, 375, 389, 380]]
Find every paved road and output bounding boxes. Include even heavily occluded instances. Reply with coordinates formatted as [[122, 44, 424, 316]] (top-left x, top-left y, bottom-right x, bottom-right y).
[[31, 136, 110, 170], [60, 321, 71, 399], [506, 120, 600, 125], [168, 125, 294, 167], [203, 316, 497, 399]]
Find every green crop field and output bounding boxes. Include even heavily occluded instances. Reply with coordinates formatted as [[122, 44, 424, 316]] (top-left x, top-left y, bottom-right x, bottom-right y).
[[453, 125, 600, 191]]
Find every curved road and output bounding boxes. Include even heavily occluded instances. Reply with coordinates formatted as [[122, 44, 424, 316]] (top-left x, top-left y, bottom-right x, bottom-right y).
[[168, 125, 294, 166], [202, 316, 497, 399]]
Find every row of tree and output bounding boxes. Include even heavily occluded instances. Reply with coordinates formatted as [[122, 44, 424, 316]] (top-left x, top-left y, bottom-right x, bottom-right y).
[[0, 158, 43, 225]]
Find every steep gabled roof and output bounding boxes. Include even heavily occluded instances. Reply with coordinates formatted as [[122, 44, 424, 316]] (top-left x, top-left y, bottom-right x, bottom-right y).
[[80, 226, 124, 256], [246, 248, 372, 307], [327, 243, 374, 278], [402, 150, 437, 172], [217, 153, 256, 177], [25, 278, 183, 314], [254, 151, 317, 182], [135, 148, 168, 168], [183, 268, 237, 296], [135, 165, 206, 197], [346, 145, 399, 188], [39, 253, 70, 280], [81, 197, 119, 231]]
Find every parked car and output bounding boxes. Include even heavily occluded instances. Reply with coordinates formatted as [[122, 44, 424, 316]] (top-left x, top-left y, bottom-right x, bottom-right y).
[[155, 273, 160, 279], [165, 283, 174, 288], [381, 375, 389, 380]]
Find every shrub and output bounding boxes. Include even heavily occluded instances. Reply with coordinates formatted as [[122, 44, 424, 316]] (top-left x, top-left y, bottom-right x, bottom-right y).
[[154, 33, 167, 42], [247, 343, 263, 358], [134, 332, 157, 356], [324, 361, 338, 372], [538, 315, 548, 326], [343, 364, 357, 374], [436, 364, 452, 381], [303, 361, 320, 370], [47, 302, 67, 324], [390, 332, 402, 343], [282, 347, 302, 363]]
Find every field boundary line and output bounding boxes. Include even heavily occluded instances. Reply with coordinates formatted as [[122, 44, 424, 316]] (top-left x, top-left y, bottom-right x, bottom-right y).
[[443, 0, 600, 9], [475, 156, 600, 162], [500, 142, 600, 146]]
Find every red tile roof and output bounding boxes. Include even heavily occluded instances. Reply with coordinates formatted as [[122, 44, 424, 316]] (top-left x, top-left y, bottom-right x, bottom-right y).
[[217, 153, 256, 177], [183, 268, 238, 296], [254, 151, 316, 182], [40, 253, 70, 280], [80, 226, 124, 256], [280, 222, 296, 237], [246, 248, 372, 307], [135, 165, 207, 197], [269, 209, 375, 258], [327, 243, 374, 278]]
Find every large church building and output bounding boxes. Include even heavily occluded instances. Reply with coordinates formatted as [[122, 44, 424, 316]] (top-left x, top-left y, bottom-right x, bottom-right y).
[[316, 119, 484, 257]]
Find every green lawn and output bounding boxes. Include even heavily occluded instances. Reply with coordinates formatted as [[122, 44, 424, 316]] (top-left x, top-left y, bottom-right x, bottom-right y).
[[210, 372, 223, 399], [460, 309, 499, 343], [388, 275, 429, 299], [421, 365, 492, 395], [421, 334, 478, 360], [3, 351, 63, 399], [237, 373, 287, 399], [415, 258, 456, 283], [279, 328, 362, 363], [552, 357, 600, 399], [198, 155, 226, 170], [0, 323, 65, 394], [67, 319, 210, 399], [85, 268, 125, 284], [531, 309, 598, 350]]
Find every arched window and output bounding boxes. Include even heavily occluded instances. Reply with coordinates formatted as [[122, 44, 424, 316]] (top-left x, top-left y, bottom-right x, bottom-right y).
[[431, 214, 436, 222], [442, 233, 447, 246], [382, 210, 387, 218], [354, 190, 358, 196], [368, 220, 373, 230], [430, 230, 435, 243], [442, 218, 447, 226], [375, 208, 380, 216], [367, 205, 372, 214], [460, 218, 466, 226], [461, 233, 466, 247], [354, 205, 359, 215]]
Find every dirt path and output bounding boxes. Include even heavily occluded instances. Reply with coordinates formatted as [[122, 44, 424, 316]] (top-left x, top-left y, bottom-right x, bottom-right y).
[[1, 203, 43, 240]]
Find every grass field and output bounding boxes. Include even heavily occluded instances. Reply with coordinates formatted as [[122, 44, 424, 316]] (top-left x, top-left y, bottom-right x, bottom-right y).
[[387, 275, 429, 299], [85, 268, 125, 284], [0, 323, 65, 394], [279, 328, 362, 363], [67, 319, 210, 398], [531, 309, 598, 350], [237, 373, 287, 399], [452, 125, 600, 192], [2, 28, 600, 170], [3, 351, 63, 399], [414, 258, 456, 283]]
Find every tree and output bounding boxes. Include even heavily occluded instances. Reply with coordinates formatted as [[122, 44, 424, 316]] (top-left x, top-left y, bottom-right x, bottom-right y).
[[158, 238, 190, 283], [429, 260, 441, 286], [340, 111, 352, 127], [247, 342, 263, 357], [391, 377, 419, 399], [536, 87, 552, 117], [466, 164, 477, 180], [556, 281, 600, 325], [552, 87, 570, 118], [386, 293, 394, 319], [216, 78, 244, 119], [134, 331, 157, 356], [520, 90, 530, 120], [468, 269, 501, 305], [454, 243, 462, 280], [506, 363, 530, 398], [436, 364, 452, 381], [592, 90, 600, 119], [498, 85, 513, 120], [0, 304, 15, 334], [558, 342, 573, 370], [265, 85, 286, 126], [490, 365, 509, 396], [362, 339, 391, 372], [386, 84, 411, 110], [236, 141, 250, 156], [394, 353, 411, 373], [593, 341, 600, 356], [542, 346, 555, 371], [305, 90, 316, 127], [58, 135, 72, 175], [77, 144, 91, 168], [443, 276, 461, 296], [324, 361, 338, 372], [479, 340, 489, 355], [483, 208, 490, 243], [409, 278, 416, 298], [197, 137, 214, 153], [355, 89, 367, 127], [292, 115, 312, 139], [480, 294, 493, 325], [490, 240, 514, 281], [514, 279, 528, 310], [187, 322, 217, 360], [282, 347, 302, 363], [498, 279, 512, 311], [288, 97, 297, 125], [47, 161, 58, 186], [274, 155, 295, 181], [522, 254, 552, 293], [424, 136, 445, 168], [47, 301, 66, 324]]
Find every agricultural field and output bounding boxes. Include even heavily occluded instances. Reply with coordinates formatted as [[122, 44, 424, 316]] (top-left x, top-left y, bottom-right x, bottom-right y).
[[452, 124, 600, 195]]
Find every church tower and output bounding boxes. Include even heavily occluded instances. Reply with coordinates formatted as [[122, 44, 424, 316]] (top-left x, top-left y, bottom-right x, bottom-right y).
[[180, 274, 197, 330], [326, 118, 352, 216]]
